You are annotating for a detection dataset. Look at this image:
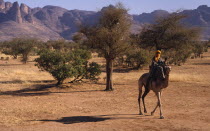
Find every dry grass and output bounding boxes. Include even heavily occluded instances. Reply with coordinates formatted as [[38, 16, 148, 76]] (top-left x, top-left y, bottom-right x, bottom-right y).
[[170, 73, 207, 83], [0, 50, 209, 130]]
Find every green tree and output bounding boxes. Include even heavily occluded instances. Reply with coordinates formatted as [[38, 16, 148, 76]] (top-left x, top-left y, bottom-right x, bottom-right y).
[[81, 4, 131, 91], [17, 38, 38, 63], [1, 38, 38, 63], [139, 13, 200, 50], [1, 40, 20, 59], [138, 13, 200, 64]]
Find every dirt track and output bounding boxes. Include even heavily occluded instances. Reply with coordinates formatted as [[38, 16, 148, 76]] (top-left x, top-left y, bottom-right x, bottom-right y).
[[0, 52, 209, 131]]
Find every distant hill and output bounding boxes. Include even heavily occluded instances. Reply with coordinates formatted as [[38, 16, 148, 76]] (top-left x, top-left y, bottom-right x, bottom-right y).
[[0, 0, 209, 41]]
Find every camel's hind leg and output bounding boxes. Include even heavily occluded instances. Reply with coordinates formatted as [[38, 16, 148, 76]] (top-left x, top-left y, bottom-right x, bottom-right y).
[[138, 81, 143, 115]]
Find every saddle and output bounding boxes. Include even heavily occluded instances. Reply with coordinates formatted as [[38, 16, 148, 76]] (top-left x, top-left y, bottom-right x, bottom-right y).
[[150, 63, 166, 81]]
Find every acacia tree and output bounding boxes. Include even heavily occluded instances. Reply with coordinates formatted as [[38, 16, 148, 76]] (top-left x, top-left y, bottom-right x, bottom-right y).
[[1, 38, 38, 63], [139, 13, 199, 49], [17, 38, 38, 63], [81, 4, 131, 91], [137, 13, 200, 64]]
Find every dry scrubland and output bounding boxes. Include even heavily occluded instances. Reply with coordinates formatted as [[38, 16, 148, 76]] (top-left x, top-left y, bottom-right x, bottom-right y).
[[0, 50, 209, 131]]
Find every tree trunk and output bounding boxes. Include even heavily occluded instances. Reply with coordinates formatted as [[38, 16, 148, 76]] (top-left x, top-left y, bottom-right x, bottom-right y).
[[56, 80, 63, 86], [22, 53, 28, 64], [105, 58, 113, 91]]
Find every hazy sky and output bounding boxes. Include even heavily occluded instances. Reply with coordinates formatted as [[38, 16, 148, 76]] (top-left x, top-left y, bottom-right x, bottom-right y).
[[6, 0, 210, 14]]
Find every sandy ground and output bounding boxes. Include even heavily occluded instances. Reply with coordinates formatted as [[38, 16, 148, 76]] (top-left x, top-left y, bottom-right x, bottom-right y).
[[0, 51, 209, 131]]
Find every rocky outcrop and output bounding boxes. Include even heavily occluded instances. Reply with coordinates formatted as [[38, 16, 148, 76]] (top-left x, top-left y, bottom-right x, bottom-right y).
[[20, 3, 33, 23], [20, 3, 29, 14], [0, 0, 5, 10], [7, 2, 22, 23], [5, 2, 12, 11], [33, 5, 68, 32], [59, 10, 98, 39]]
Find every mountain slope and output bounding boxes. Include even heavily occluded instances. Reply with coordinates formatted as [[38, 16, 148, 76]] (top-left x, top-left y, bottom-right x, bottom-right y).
[[0, 0, 209, 41]]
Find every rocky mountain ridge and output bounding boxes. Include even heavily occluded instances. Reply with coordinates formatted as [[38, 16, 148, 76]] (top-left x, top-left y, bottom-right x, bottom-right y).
[[0, 0, 209, 41]]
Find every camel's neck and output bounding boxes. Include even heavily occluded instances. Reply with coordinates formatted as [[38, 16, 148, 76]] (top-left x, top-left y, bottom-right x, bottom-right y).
[[163, 74, 170, 88]]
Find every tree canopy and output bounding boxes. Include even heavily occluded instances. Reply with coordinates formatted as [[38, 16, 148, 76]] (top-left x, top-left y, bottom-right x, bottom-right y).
[[139, 13, 200, 50], [80, 4, 131, 90]]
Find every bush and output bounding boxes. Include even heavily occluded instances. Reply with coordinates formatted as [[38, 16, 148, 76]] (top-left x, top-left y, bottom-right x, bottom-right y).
[[35, 49, 101, 85], [126, 49, 151, 69], [192, 42, 205, 58], [165, 44, 192, 65], [86, 62, 101, 82], [35, 49, 74, 85]]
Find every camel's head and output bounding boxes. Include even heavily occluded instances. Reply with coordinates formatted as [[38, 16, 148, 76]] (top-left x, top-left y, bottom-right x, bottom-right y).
[[164, 66, 171, 75], [163, 58, 171, 75]]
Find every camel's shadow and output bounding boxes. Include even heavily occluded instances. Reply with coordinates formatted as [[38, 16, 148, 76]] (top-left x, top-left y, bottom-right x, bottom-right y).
[[40, 116, 111, 124], [38, 114, 157, 125]]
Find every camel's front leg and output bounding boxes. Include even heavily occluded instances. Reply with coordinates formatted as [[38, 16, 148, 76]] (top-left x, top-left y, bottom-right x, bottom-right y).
[[151, 92, 162, 116], [151, 102, 159, 116], [157, 92, 164, 119], [151, 92, 164, 119]]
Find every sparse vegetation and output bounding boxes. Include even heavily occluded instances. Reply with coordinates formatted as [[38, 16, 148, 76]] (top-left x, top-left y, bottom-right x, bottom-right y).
[[43, 39, 78, 52]]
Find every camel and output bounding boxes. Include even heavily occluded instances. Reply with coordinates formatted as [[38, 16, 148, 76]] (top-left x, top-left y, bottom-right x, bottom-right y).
[[138, 64, 171, 119]]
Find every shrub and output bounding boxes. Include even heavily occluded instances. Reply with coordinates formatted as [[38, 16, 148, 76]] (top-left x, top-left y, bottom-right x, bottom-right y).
[[35, 49, 101, 85], [192, 43, 204, 58], [126, 49, 151, 69], [165, 44, 192, 65], [86, 62, 101, 82], [35, 49, 75, 85]]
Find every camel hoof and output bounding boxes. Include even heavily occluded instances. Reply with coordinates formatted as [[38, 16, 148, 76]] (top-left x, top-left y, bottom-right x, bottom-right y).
[[151, 112, 154, 116], [160, 116, 164, 119]]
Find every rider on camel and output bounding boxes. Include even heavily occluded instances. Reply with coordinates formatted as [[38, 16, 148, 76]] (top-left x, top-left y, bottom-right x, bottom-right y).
[[145, 50, 164, 88]]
